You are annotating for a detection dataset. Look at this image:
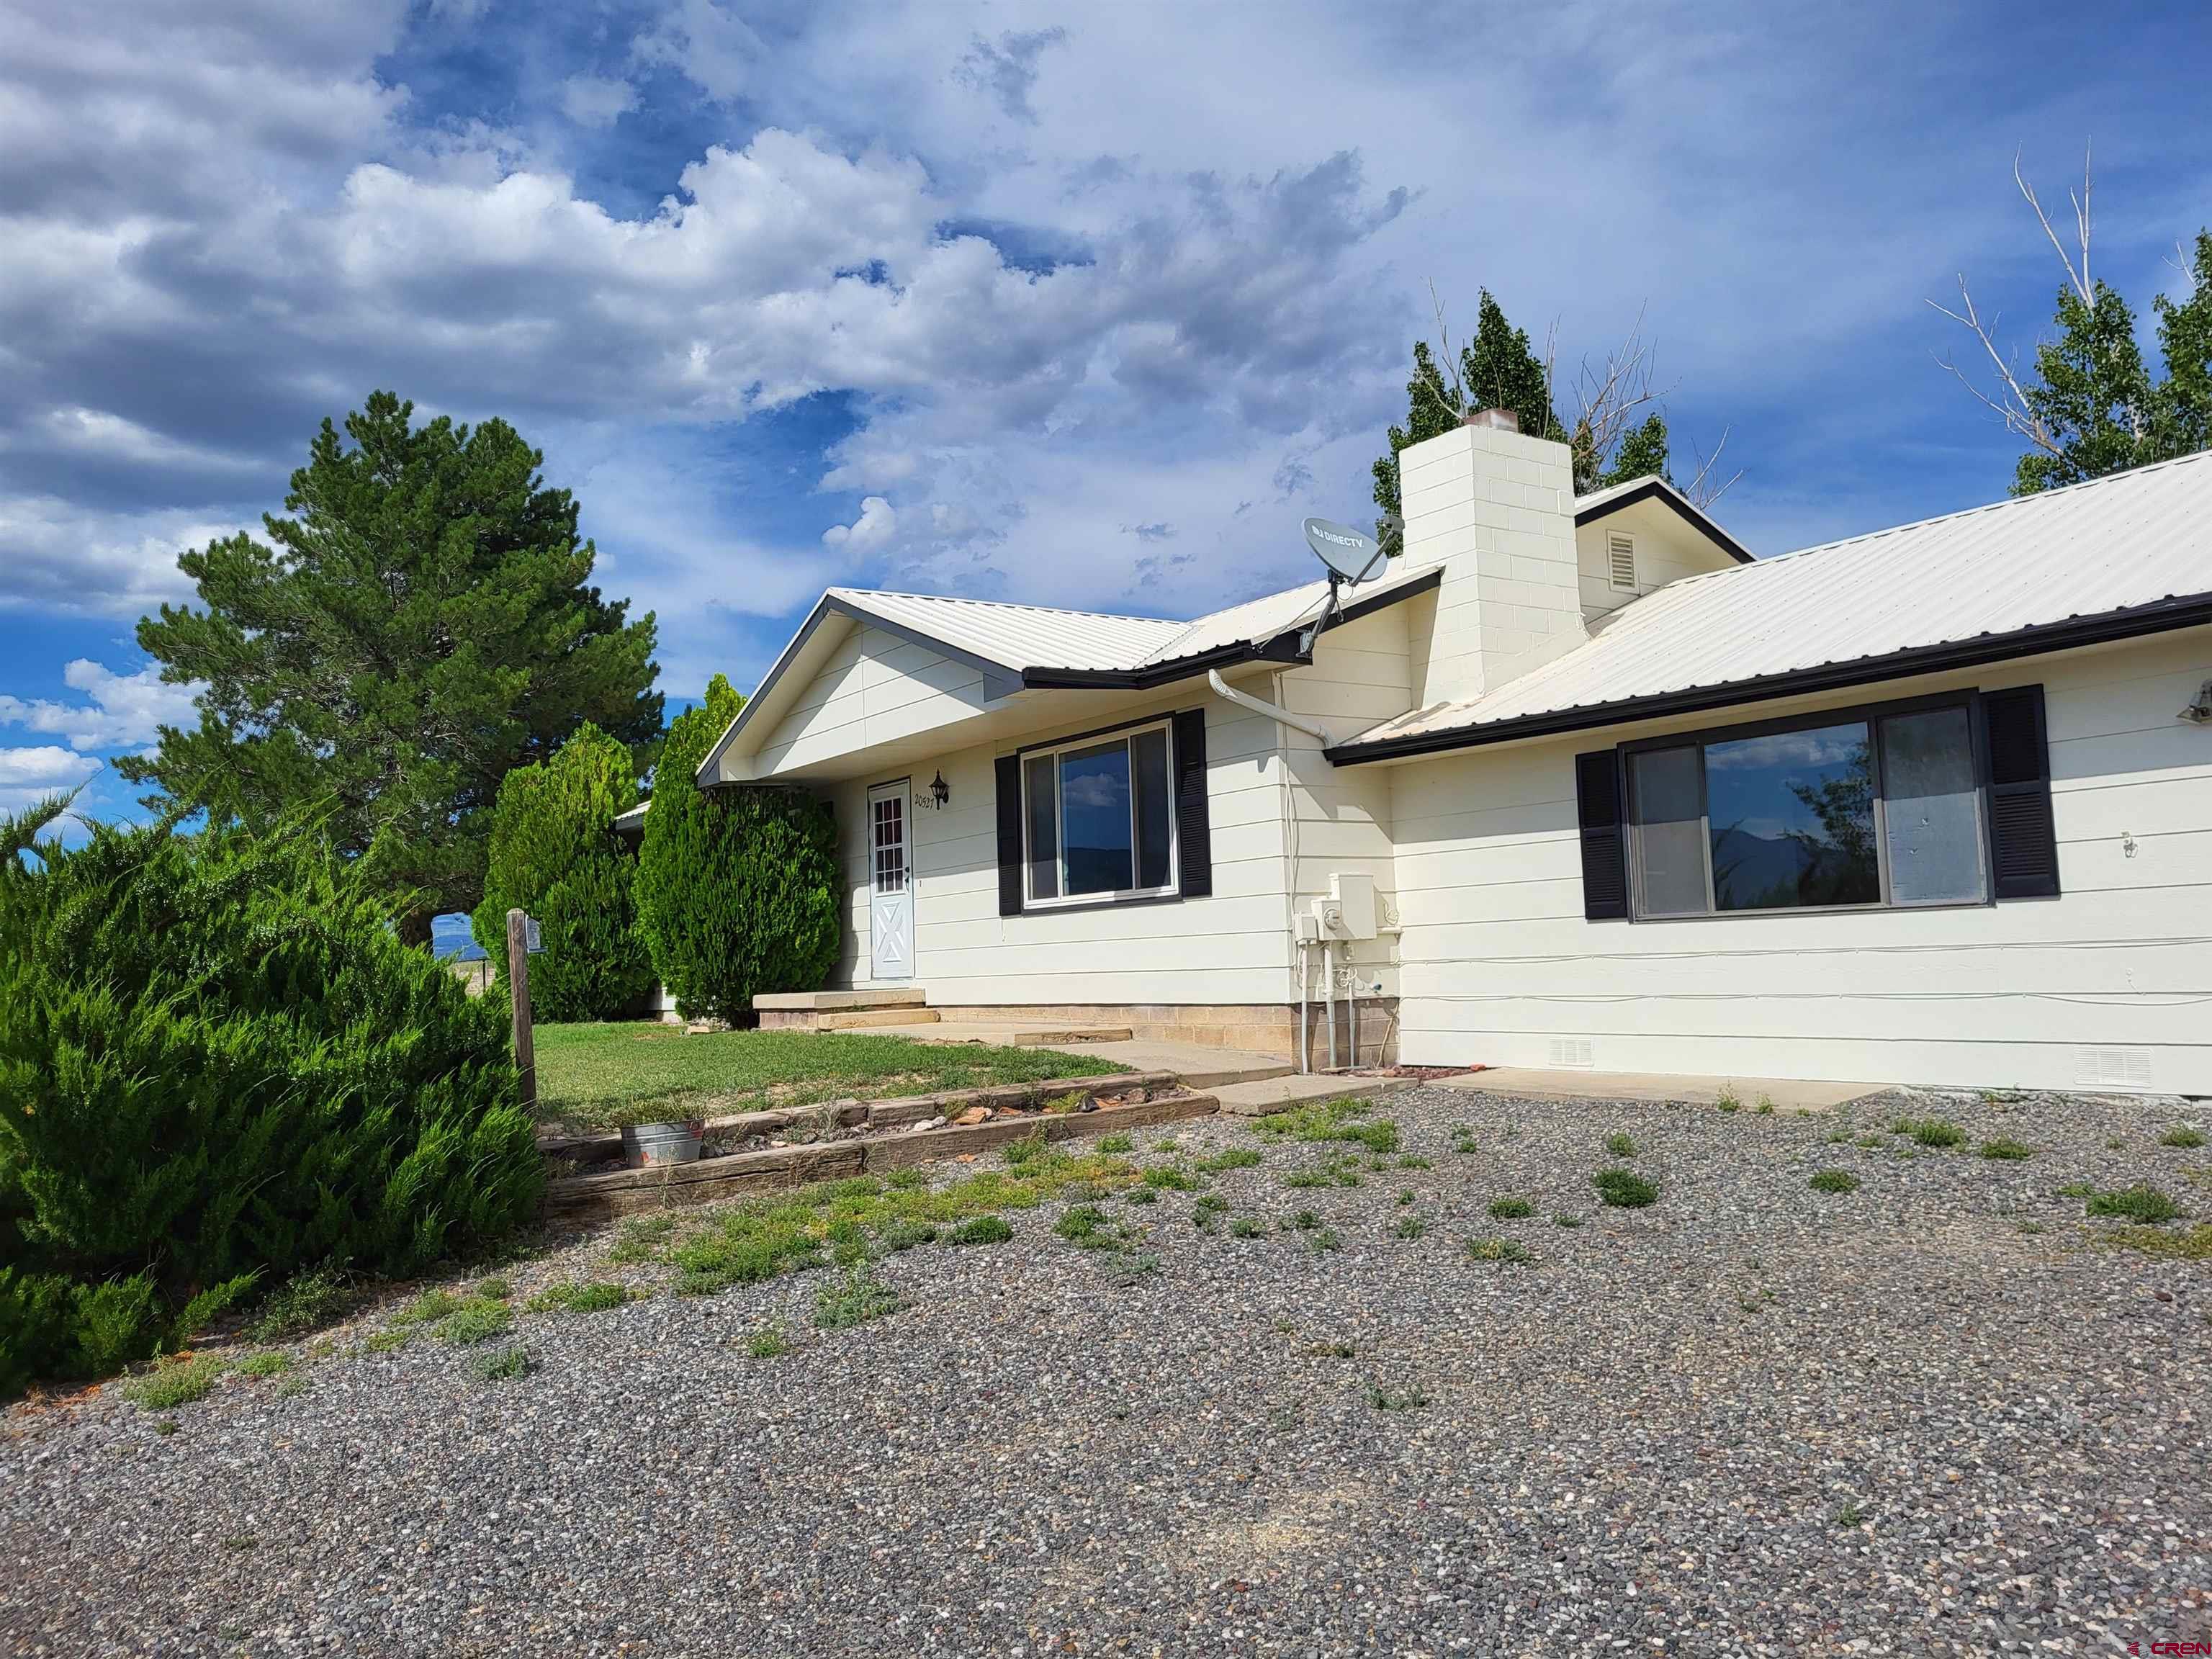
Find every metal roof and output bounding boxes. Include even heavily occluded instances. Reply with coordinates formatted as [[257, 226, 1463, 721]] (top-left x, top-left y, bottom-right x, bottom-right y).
[[826, 588, 1185, 673], [1338, 449, 2212, 757]]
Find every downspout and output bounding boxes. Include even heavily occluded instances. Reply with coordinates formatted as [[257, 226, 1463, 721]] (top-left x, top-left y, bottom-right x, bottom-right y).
[[1207, 668, 1334, 745]]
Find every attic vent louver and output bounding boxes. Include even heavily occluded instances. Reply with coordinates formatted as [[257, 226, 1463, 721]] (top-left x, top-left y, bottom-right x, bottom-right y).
[[1607, 532, 1637, 592]]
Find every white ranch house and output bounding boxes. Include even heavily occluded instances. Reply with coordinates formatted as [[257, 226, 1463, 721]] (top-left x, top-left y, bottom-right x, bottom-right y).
[[675, 418, 2212, 1094]]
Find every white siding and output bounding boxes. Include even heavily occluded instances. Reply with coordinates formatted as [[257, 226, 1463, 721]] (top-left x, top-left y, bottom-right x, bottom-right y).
[[755, 626, 994, 778], [1390, 631, 2212, 1093], [1575, 502, 1739, 622]]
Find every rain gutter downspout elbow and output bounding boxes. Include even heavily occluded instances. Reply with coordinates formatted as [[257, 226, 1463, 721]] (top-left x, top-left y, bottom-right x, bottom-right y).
[[1206, 668, 1334, 747]]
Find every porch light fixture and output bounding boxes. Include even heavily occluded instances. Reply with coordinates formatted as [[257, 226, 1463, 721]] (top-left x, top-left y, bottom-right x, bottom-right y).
[[930, 770, 950, 808]]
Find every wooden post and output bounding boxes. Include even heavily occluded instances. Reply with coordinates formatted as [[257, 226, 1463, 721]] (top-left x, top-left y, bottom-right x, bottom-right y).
[[506, 908, 535, 1107]]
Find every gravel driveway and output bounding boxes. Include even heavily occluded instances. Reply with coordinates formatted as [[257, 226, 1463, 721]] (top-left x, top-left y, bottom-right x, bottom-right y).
[[4, 1084, 2208, 1657]]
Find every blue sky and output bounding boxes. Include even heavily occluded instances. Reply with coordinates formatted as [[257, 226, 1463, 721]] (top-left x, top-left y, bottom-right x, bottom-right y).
[[4, 0, 2209, 829]]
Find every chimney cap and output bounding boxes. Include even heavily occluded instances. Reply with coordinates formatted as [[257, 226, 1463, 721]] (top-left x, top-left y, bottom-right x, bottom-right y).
[[1463, 406, 1521, 433]]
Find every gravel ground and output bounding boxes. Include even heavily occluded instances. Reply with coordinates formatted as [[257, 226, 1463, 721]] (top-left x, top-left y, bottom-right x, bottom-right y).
[[4, 1084, 2209, 1658]]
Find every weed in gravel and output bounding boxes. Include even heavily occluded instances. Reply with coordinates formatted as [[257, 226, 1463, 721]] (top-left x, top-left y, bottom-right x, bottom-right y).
[[153, 1419, 178, 1437], [1192, 1193, 1230, 1233], [876, 1219, 939, 1253], [1143, 1163, 1203, 1192], [1002, 1130, 1048, 1167], [361, 1328, 408, 1354], [476, 1277, 513, 1300], [1398, 1154, 1433, 1170], [1229, 1215, 1268, 1239], [433, 1298, 514, 1346], [886, 1169, 927, 1190], [747, 1321, 791, 1357], [1097, 1133, 1133, 1154], [235, 1352, 291, 1378], [606, 1211, 680, 1265], [1152, 1136, 1179, 1151], [1467, 1237, 1534, 1264], [274, 1375, 308, 1399], [1197, 1147, 1262, 1173], [2159, 1126, 2208, 1148], [401, 1290, 465, 1324], [1123, 1185, 1159, 1206], [1825, 1130, 1853, 1145], [1393, 1215, 1427, 1240], [2084, 1184, 2184, 1223], [2107, 1137, 2129, 1151], [246, 1264, 357, 1342], [1395, 1187, 1416, 1205], [948, 1215, 1014, 1245], [1593, 1167, 1658, 1208], [1855, 1133, 1887, 1149], [1979, 1138, 2036, 1161], [2055, 1181, 2095, 1199], [1254, 1097, 1401, 1155], [1055, 1205, 1108, 1241], [526, 1280, 629, 1314], [1715, 1089, 1742, 1112], [1893, 1117, 1966, 1148], [1308, 1340, 1357, 1357], [1449, 1125, 1478, 1154], [1105, 1249, 1160, 1286], [1604, 1132, 1637, 1159], [1809, 1169, 1862, 1195], [814, 1266, 902, 1328], [1286, 1154, 1364, 1190], [1288, 1209, 1321, 1231], [2095, 1223, 2212, 1261], [1832, 1501, 1866, 1528], [124, 1355, 225, 1410], [1755, 1097, 1776, 1115], [1487, 1196, 1534, 1220], [1367, 1383, 1429, 1411], [1307, 1227, 1342, 1254], [469, 1345, 529, 1382], [1553, 1212, 1583, 1228]]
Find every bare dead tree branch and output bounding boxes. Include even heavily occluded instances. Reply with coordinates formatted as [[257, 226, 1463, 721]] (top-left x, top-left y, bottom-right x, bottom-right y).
[[1680, 426, 1741, 511]]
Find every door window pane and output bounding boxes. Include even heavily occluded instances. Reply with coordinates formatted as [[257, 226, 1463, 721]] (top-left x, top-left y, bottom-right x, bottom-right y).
[[1024, 753, 1059, 901], [1881, 706, 1987, 904], [1130, 727, 1172, 889], [1060, 739, 1133, 895], [1704, 721, 1878, 910], [1629, 746, 1708, 916]]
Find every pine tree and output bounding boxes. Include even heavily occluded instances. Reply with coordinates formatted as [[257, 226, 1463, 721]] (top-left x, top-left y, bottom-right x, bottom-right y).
[[120, 392, 663, 943], [472, 724, 654, 1022], [634, 677, 842, 1022]]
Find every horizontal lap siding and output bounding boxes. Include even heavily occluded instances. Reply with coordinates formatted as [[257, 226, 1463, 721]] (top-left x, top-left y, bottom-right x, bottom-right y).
[[1390, 633, 2212, 1093], [837, 698, 1298, 1006]]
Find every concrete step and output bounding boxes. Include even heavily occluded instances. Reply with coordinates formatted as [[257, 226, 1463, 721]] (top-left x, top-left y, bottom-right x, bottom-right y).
[[754, 988, 928, 1013], [1212, 1073, 1398, 1117], [815, 1008, 943, 1031], [1007, 1026, 1133, 1046]]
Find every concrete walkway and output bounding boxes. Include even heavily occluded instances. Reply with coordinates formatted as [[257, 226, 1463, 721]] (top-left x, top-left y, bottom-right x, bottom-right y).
[[1434, 1066, 1889, 1112], [1210, 1071, 1398, 1116], [864, 1020, 1297, 1091]]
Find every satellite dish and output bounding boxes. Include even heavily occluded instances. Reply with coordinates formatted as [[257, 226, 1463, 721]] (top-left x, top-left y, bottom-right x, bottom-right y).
[[1303, 517, 1383, 585]]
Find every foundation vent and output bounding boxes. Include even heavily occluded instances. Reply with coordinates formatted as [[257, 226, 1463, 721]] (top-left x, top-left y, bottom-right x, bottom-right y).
[[2074, 1047, 2154, 1091], [1548, 1037, 1596, 1069]]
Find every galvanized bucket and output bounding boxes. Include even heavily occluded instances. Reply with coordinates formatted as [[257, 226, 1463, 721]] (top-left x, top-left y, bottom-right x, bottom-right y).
[[622, 1119, 705, 1169]]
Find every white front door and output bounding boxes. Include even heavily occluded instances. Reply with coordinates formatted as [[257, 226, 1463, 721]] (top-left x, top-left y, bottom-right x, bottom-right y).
[[868, 780, 913, 981]]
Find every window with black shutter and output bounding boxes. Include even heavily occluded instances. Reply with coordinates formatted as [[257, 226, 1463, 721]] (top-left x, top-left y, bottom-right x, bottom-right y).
[[1982, 685, 2060, 899], [1575, 750, 1629, 920], [999, 710, 1210, 911]]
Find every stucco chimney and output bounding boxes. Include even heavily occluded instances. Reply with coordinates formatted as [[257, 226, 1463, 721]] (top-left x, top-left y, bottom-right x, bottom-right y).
[[1399, 418, 1584, 706]]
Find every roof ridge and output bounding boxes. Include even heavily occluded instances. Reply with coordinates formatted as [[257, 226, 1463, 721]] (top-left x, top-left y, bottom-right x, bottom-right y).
[[831, 586, 1183, 628]]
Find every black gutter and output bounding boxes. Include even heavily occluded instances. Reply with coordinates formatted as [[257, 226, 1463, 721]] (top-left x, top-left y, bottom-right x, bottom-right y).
[[1020, 566, 1442, 691], [1575, 478, 1755, 565], [1326, 590, 2212, 765]]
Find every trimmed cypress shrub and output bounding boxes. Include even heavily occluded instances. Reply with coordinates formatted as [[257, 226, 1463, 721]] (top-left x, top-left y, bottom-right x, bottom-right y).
[[634, 675, 841, 1021], [0, 799, 539, 1395], [471, 724, 653, 1022]]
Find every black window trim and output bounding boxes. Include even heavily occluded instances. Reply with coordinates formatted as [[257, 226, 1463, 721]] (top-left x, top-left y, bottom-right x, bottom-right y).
[[1617, 688, 1995, 924], [1015, 711, 1180, 911]]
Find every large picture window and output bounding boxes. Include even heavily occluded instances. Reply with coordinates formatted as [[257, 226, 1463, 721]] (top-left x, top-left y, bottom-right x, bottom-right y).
[[1021, 719, 1176, 905], [1624, 698, 1987, 920]]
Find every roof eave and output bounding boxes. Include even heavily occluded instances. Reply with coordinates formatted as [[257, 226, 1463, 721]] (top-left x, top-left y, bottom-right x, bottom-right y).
[[1327, 590, 2212, 765]]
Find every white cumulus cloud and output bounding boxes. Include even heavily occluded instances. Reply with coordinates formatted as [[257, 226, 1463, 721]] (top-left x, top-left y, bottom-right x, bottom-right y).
[[0, 745, 102, 813], [822, 497, 897, 553], [0, 660, 202, 752]]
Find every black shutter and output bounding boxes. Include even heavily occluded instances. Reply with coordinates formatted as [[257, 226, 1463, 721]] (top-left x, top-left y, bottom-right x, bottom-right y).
[[1173, 708, 1212, 898], [994, 754, 1024, 917], [1575, 750, 1629, 920], [1982, 685, 2059, 899]]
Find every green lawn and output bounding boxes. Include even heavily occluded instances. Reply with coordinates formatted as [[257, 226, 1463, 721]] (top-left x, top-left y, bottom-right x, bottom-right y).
[[532, 1022, 1130, 1130]]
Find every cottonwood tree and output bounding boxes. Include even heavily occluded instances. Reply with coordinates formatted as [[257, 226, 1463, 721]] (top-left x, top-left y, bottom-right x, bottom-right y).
[[1932, 150, 2212, 493], [1371, 288, 1736, 553], [122, 393, 663, 943]]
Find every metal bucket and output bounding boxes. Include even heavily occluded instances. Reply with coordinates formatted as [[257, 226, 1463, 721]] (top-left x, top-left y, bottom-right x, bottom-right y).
[[621, 1119, 705, 1169]]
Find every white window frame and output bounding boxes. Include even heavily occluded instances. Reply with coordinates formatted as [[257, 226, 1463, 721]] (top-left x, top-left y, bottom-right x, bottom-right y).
[[1020, 716, 1179, 909]]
